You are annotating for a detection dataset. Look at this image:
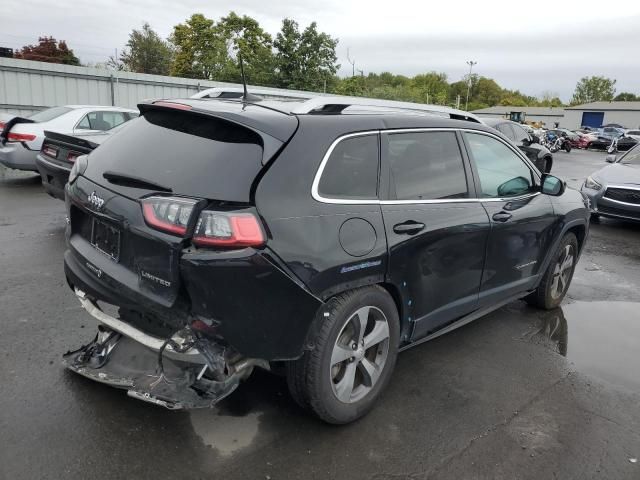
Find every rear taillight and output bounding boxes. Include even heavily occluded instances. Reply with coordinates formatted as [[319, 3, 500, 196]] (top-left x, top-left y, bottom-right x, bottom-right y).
[[7, 132, 37, 142], [141, 196, 198, 236], [0, 122, 5, 130], [67, 151, 81, 163], [42, 144, 58, 158], [193, 211, 265, 248]]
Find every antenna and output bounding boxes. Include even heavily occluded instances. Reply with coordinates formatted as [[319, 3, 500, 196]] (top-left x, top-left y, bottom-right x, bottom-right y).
[[238, 54, 262, 103], [239, 54, 248, 100]]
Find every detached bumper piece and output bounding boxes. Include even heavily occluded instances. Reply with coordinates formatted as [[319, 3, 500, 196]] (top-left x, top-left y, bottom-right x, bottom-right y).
[[63, 289, 263, 409]]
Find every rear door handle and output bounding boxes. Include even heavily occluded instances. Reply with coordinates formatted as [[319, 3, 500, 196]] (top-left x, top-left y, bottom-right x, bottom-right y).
[[492, 212, 512, 222], [393, 221, 425, 235]]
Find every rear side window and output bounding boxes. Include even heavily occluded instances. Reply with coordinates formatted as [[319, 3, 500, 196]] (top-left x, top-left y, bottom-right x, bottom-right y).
[[84, 110, 264, 202], [77, 111, 129, 131], [28, 106, 72, 123], [386, 131, 468, 200], [318, 135, 379, 200]]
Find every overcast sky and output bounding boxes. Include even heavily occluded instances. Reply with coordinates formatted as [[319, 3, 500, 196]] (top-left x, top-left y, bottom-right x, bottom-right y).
[[3, 0, 640, 101]]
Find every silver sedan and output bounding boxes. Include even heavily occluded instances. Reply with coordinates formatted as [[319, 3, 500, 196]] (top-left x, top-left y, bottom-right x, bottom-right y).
[[581, 145, 640, 222]]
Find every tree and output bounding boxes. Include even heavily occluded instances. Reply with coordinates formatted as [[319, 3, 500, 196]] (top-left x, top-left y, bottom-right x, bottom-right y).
[[410, 72, 449, 104], [571, 76, 616, 105], [120, 23, 173, 75], [170, 12, 275, 85], [274, 19, 339, 91], [613, 92, 638, 102], [14, 36, 80, 65], [170, 14, 226, 79], [215, 12, 275, 85]]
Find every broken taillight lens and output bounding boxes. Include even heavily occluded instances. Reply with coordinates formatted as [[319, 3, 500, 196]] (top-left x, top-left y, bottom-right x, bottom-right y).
[[141, 196, 198, 236], [193, 211, 264, 248]]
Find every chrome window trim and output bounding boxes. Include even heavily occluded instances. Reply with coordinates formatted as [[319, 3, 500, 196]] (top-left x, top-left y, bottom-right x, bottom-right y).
[[311, 127, 541, 205]]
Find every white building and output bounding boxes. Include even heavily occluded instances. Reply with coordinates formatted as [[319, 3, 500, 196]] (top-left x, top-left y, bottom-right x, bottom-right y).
[[471, 106, 565, 127], [562, 102, 640, 129]]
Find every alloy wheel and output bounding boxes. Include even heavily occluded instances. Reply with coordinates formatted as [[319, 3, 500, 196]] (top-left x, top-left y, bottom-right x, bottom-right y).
[[329, 306, 390, 404], [550, 244, 575, 300]]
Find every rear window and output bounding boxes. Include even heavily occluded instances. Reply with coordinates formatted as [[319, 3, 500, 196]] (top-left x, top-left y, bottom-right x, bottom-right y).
[[318, 134, 379, 200], [29, 106, 72, 123], [84, 109, 264, 202]]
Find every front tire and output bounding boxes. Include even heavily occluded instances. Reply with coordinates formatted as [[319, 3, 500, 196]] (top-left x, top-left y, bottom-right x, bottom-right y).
[[287, 286, 400, 424], [564, 143, 572, 153], [526, 233, 578, 310]]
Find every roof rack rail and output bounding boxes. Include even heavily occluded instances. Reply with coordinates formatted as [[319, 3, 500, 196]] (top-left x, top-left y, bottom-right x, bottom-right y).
[[191, 87, 314, 102], [289, 96, 483, 123]]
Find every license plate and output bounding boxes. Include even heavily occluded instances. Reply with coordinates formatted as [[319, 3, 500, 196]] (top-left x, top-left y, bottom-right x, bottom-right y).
[[91, 218, 120, 261]]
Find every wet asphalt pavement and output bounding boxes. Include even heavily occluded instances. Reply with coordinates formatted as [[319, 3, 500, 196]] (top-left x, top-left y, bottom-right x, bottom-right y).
[[1, 149, 639, 480]]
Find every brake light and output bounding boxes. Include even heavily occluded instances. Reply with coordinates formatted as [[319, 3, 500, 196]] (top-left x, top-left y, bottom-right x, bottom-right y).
[[7, 132, 37, 142], [67, 151, 81, 163], [0, 122, 5, 130], [42, 144, 58, 158], [141, 196, 198, 235], [152, 101, 192, 110], [193, 211, 264, 248]]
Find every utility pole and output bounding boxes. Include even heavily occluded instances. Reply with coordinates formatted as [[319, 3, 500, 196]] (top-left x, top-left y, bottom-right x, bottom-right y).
[[465, 60, 477, 111], [347, 48, 356, 77]]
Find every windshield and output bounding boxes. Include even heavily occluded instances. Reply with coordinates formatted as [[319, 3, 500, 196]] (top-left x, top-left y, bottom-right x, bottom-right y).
[[619, 145, 640, 165], [28, 106, 73, 123]]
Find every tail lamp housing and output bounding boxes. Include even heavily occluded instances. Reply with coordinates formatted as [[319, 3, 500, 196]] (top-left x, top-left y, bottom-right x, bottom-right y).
[[140, 196, 265, 248], [7, 132, 37, 142], [141, 196, 198, 235], [193, 211, 265, 247]]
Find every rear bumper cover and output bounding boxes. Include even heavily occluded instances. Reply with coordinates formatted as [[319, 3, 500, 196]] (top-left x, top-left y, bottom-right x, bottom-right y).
[[0, 142, 38, 171], [36, 153, 70, 200]]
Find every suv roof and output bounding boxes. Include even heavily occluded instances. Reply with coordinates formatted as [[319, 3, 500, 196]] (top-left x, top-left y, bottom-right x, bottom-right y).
[[142, 97, 486, 141]]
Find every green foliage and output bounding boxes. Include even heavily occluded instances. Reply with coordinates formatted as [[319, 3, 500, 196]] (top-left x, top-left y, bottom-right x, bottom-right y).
[[274, 19, 339, 91], [614, 92, 639, 101], [120, 23, 173, 75], [15, 36, 80, 65], [170, 14, 225, 79], [571, 76, 617, 105]]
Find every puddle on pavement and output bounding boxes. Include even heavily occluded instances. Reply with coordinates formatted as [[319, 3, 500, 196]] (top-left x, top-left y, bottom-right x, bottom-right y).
[[189, 408, 262, 457], [530, 301, 640, 392]]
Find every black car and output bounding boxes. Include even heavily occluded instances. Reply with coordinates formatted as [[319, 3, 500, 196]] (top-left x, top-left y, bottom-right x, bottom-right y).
[[587, 133, 638, 151], [482, 118, 553, 172], [61, 97, 589, 424], [36, 123, 130, 200]]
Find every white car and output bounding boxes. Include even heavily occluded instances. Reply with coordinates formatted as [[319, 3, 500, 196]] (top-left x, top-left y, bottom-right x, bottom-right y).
[[0, 105, 138, 172], [625, 129, 640, 142]]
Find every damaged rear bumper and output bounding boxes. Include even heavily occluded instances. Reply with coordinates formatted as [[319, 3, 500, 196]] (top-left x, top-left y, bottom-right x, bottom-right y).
[[64, 288, 267, 409]]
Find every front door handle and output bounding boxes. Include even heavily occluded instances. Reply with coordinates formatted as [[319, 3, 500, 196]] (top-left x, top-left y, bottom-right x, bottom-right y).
[[492, 212, 512, 222], [393, 221, 425, 235]]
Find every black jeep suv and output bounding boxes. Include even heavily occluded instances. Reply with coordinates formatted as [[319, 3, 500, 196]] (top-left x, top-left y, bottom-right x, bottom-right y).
[[62, 97, 589, 424]]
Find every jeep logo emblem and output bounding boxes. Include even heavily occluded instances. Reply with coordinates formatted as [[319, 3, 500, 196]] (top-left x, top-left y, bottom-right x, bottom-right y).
[[87, 191, 105, 209]]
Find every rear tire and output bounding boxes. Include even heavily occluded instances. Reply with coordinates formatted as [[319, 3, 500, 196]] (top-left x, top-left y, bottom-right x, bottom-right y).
[[526, 233, 578, 310], [286, 286, 400, 424]]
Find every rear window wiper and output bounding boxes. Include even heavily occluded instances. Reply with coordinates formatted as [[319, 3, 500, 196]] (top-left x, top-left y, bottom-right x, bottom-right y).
[[102, 171, 173, 193]]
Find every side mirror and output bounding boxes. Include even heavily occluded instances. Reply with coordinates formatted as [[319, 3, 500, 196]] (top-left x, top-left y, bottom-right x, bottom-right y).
[[606, 154, 617, 163], [540, 174, 565, 196]]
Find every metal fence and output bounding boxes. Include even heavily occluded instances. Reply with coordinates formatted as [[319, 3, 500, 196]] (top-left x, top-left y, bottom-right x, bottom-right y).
[[0, 57, 316, 116]]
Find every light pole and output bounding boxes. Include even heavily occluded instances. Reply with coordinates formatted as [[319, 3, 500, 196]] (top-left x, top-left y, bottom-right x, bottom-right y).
[[465, 60, 477, 111]]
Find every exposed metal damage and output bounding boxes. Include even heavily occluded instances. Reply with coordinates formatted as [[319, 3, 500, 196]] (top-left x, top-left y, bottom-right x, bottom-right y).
[[63, 288, 268, 409]]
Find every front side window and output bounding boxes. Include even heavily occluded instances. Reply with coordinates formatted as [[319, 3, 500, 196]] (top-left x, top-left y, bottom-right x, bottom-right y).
[[318, 135, 379, 200], [386, 131, 468, 200], [466, 133, 535, 198]]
